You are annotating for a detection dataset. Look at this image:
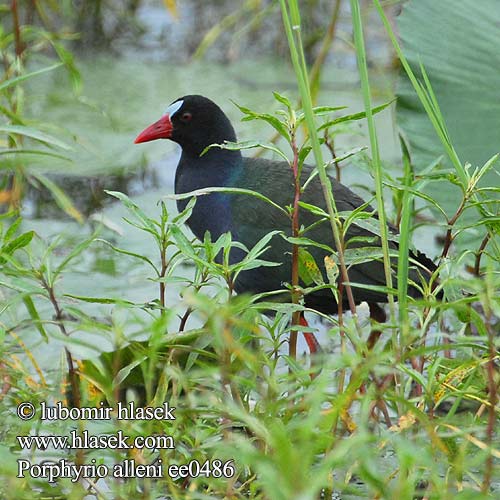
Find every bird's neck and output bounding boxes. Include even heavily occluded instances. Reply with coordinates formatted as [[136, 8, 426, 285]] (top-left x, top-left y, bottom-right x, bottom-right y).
[[174, 147, 243, 243], [180, 141, 241, 161], [176, 147, 242, 191], [178, 115, 238, 159]]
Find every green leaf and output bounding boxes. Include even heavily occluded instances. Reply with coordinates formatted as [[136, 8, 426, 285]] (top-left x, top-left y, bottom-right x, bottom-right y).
[[0, 231, 35, 262], [297, 105, 348, 124], [340, 246, 399, 267], [172, 196, 196, 225], [105, 190, 157, 233], [232, 102, 291, 142], [22, 296, 48, 341], [171, 225, 217, 272], [167, 186, 289, 217], [298, 248, 324, 286], [298, 201, 329, 218], [113, 356, 148, 386], [298, 145, 312, 166], [346, 282, 397, 295], [30, 171, 83, 222], [3, 218, 22, 242], [0, 148, 71, 161], [324, 255, 339, 287], [318, 100, 394, 131], [281, 234, 333, 253], [0, 63, 63, 92], [337, 210, 400, 245], [53, 234, 97, 280], [204, 140, 290, 163], [383, 180, 448, 220], [236, 258, 282, 271], [0, 125, 73, 150], [236, 230, 282, 271], [311, 105, 347, 115], [203, 231, 229, 262], [50, 40, 82, 93], [95, 239, 158, 275], [64, 294, 136, 306], [272, 91, 292, 110]]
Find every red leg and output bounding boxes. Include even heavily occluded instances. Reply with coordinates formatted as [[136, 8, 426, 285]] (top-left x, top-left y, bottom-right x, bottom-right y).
[[367, 302, 386, 350], [299, 315, 322, 354]]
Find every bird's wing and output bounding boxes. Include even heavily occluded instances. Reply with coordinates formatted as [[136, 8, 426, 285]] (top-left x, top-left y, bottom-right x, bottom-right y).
[[230, 157, 377, 242], [228, 157, 437, 303]]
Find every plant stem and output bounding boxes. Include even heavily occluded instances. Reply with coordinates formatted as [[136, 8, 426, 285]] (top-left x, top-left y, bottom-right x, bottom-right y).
[[474, 233, 491, 276], [440, 196, 466, 260], [279, 0, 360, 332], [11, 0, 25, 57], [40, 276, 81, 409], [159, 240, 167, 314], [289, 127, 301, 360], [482, 275, 498, 493], [397, 137, 414, 347], [309, 0, 342, 102], [323, 129, 341, 181], [350, 0, 395, 323]]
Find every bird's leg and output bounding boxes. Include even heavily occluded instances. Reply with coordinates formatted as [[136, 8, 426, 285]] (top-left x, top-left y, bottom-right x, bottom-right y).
[[299, 315, 322, 355], [364, 304, 394, 425], [366, 302, 386, 350]]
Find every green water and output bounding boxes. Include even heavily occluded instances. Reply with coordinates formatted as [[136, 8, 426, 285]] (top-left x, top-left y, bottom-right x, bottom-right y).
[[13, 54, 406, 360], [30, 54, 399, 177]]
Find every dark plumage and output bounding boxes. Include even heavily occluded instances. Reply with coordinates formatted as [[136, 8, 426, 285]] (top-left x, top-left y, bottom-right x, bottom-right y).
[[135, 95, 439, 315]]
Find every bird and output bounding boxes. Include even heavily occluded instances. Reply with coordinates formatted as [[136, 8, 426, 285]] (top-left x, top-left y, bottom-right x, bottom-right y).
[[134, 95, 440, 352]]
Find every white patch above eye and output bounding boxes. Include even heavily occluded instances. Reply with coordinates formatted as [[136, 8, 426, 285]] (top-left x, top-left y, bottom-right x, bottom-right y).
[[165, 100, 184, 118]]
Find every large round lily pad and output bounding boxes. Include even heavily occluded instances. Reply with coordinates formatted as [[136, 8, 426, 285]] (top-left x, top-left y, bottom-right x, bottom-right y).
[[396, 0, 500, 224]]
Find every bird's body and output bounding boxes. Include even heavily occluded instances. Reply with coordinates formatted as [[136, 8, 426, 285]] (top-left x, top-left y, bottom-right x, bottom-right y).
[[136, 95, 438, 317]]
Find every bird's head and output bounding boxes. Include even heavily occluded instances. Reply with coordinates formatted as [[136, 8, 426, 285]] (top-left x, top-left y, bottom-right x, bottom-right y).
[[134, 95, 237, 156]]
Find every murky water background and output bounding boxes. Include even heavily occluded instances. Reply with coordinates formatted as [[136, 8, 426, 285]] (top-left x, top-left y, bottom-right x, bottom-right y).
[[21, 21, 446, 356], [6, 4, 493, 497]]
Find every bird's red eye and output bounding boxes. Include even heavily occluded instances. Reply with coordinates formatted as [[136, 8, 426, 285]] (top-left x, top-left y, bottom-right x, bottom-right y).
[[181, 112, 192, 122]]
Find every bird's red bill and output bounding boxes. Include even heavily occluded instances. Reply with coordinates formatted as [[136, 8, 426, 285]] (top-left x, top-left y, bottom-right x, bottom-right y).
[[134, 115, 173, 143]]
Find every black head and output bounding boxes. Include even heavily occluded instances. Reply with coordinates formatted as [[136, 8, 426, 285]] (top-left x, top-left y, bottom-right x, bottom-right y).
[[134, 95, 237, 156]]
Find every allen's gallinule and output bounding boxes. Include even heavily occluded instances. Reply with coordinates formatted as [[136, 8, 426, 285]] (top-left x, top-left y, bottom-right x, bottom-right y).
[[135, 95, 440, 351]]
